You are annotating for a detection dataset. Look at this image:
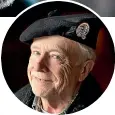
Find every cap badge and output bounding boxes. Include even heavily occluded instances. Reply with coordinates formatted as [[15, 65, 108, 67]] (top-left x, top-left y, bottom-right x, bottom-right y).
[[76, 22, 90, 40]]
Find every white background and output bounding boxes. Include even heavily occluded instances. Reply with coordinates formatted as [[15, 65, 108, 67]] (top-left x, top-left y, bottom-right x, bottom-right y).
[[0, 17, 115, 115]]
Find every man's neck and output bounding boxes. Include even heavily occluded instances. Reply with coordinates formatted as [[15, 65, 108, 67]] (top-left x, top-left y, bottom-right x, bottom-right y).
[[37, 83, 81, 114], [41, 95, 72, 114], [38, 86, 81, 114]]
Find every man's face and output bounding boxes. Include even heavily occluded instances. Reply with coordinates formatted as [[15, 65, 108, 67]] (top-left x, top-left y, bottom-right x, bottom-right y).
[[27, 35, 81, 98], [0, 0, 15, 9]]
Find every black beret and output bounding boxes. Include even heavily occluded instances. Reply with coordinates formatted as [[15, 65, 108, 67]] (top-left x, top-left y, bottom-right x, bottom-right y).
[[19, 13, 102, 49]]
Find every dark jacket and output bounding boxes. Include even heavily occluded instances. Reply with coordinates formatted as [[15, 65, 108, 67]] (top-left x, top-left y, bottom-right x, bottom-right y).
[[15, 74, 102, 114]]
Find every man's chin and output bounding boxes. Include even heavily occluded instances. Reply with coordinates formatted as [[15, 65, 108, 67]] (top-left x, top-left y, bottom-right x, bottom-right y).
[[31, 85, 53, 98], [0, 0, 15, 9], [32, 88, 48, 98]]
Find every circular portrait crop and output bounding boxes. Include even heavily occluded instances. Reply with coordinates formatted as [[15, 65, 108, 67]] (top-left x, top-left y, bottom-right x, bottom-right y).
[[1, 0, 115, 114]]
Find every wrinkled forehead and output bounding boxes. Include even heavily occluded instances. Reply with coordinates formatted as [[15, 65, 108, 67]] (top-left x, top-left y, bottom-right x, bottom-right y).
[[31, 35, 78, 51]]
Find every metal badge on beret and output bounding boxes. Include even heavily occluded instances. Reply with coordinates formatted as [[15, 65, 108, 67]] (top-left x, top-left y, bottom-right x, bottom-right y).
[[76, 22, 90, 40]]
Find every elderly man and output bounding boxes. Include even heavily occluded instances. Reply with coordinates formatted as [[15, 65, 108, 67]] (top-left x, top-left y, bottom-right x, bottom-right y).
[[15, 11, 102, 114]]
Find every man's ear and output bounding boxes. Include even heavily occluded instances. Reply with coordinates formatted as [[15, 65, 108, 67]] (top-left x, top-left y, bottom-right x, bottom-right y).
[[79, 60, 95, 82]]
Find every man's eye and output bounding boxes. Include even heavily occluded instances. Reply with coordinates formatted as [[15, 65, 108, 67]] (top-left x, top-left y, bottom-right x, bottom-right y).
[[51, 55, 62, 60], [32, 51, 41, 55]]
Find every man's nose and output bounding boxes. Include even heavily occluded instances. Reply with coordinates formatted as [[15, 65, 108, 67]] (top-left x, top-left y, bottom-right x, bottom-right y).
[[33, 54, 49, 72]]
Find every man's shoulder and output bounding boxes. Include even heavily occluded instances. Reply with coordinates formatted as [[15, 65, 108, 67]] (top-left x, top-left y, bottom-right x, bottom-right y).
[[15, 84, 34, 107], [15, 84, 31, 97], [67, 74, 102, 113]]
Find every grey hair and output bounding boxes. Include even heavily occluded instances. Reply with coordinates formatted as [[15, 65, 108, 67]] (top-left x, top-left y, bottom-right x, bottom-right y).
[[75, 42, 96, 66], [0, 0, 15, 9]]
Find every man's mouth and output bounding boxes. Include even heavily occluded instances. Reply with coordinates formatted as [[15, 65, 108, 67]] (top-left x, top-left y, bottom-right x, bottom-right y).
[[30, 71, 53, 82], [34, 76, 52, 82]]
